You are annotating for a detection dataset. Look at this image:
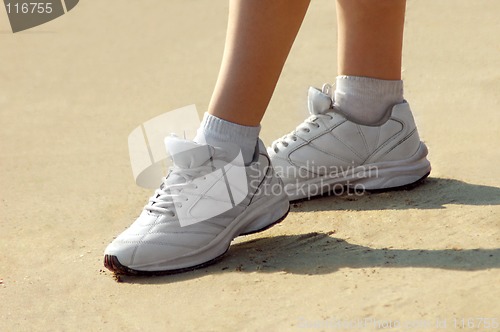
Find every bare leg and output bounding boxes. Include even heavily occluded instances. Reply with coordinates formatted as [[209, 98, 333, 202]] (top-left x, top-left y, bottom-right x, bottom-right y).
[[208, 0, 310, 126], [333, 0, 406, 125], [337, 0, 406, 80]]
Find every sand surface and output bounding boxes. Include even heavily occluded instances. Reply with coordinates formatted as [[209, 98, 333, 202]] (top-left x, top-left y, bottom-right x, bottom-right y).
[[1, 0, 499, 331]]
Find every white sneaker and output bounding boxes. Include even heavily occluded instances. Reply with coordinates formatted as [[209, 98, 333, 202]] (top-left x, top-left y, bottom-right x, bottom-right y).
[[269, 84, 431, 201], [104, 136, 289, 275]]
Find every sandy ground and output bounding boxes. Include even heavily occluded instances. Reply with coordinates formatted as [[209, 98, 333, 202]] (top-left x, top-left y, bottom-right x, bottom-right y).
[[1, 0, 499, 331]]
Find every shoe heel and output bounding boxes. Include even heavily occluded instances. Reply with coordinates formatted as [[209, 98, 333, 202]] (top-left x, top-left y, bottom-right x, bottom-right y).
[[354, 142, 431, 190], [238, 194, 289, 236]]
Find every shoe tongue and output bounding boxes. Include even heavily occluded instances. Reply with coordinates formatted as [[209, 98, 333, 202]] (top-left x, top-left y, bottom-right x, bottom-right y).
[[308, 86, 333, 115], [164, 135, 213, 169]]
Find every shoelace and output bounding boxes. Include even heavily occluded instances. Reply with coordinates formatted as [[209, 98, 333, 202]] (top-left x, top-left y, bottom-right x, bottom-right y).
[[144, 148, 227, 217], [270, 113, 335, 153], [271, 83, 336, 153], [143, 166, 207, 216]]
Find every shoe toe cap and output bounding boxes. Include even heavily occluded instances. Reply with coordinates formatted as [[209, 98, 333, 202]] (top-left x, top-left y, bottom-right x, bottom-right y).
[[104, 239, 138, 268]]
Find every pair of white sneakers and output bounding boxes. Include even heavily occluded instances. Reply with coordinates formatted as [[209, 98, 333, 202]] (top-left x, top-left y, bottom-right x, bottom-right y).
[[104, 85, 431, 275]]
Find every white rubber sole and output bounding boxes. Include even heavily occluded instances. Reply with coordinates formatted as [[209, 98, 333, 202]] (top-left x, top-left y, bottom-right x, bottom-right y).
[[284, 142, 431, 201]]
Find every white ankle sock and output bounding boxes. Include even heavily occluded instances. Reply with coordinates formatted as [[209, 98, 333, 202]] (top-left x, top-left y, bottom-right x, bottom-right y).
[[194, 113, 260, 164], [334, 75, 404, 126]]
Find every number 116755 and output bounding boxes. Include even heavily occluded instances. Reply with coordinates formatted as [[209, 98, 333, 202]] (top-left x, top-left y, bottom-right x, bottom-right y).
[[6, 2, 53, 14]]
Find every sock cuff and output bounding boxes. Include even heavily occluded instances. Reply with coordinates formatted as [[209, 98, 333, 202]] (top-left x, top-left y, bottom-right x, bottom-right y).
[[335, 75, 404, 103], [333, 75, 405, 126], [198, 112, 261, 145]]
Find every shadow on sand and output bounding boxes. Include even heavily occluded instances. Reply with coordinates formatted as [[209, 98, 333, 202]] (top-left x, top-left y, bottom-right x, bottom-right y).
[[115, 177, 500, 284], [289, 177, 500, 212]]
